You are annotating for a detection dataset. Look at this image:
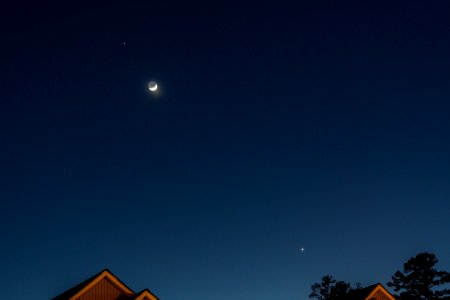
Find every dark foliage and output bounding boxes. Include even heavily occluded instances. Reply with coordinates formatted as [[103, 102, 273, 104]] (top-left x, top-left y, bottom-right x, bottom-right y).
[[387, 252, 450, 300], [309, 275, 354, 300]]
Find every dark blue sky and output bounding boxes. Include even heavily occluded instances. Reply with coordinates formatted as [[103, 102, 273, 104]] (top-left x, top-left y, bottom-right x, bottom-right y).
[[1, 2, 450, 299]]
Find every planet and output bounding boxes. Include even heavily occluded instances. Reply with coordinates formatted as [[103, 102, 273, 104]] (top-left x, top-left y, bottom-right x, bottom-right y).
[[148, 81, 158, 92]]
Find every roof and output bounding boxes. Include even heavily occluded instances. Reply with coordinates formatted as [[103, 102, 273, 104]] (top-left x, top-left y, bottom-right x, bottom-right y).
[[133, 289, 160, 300], [347, 283, 396, 300], [51, 269, 157, 300], [51, 270, 107, 300]]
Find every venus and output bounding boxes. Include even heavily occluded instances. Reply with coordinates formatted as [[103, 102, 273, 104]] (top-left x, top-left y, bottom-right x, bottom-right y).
[[148, 81, 158, 92]]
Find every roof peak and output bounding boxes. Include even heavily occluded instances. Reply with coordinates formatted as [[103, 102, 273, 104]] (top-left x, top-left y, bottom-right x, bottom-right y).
[[51, 269, 137, 300]]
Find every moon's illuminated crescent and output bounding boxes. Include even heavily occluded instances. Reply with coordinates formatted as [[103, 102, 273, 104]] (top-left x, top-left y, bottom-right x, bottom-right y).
[[148, 81, 158, 92]]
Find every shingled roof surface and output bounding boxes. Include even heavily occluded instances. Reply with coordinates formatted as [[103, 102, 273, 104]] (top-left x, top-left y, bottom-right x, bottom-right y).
[[51, 270, 105, 300], [51, 269, 135, 300]]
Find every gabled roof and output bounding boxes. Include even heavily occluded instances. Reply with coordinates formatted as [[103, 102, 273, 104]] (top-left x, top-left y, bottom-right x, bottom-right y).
[[364, 284, 396, 300], [348, 283, 396, 300], [51, 269, 142, 300], [52, 270, 105, 300], [133, 289, 159, 300]]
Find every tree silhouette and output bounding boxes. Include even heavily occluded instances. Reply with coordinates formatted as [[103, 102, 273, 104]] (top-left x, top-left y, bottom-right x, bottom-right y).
[[309, 275, 335, 300], [387, 252, 450, 300], [330, 280, 353, 300], [309, 275, 353, 300]]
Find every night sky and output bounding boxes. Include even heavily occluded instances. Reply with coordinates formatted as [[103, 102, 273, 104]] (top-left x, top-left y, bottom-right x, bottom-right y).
[[1, 2, 450, 300]]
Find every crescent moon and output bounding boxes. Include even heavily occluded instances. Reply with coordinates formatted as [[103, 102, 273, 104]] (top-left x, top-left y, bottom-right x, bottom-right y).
[[149, 83, 158, 92]]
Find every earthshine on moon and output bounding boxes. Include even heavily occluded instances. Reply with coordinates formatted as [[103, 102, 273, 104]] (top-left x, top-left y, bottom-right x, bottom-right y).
[[148, 81, 158, 92]]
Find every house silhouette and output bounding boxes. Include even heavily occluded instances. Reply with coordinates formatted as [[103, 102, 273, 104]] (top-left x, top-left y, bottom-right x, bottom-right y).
[[51, 269, 159, 300], [346, 283, 395, 300]]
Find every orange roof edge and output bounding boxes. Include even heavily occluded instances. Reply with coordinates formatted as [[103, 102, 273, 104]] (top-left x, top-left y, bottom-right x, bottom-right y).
[[69, 269, 135, 300], [365, 283, 396, 300], [134, 289, 160, 300]]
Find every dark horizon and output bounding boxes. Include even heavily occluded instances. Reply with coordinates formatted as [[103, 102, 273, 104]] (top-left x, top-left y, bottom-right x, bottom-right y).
[[1, 2, 450, 300]]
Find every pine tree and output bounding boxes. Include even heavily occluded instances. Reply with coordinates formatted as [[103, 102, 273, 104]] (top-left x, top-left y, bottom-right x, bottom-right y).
[[309, 275, 353, 300], [387, 252, 450, 300]]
